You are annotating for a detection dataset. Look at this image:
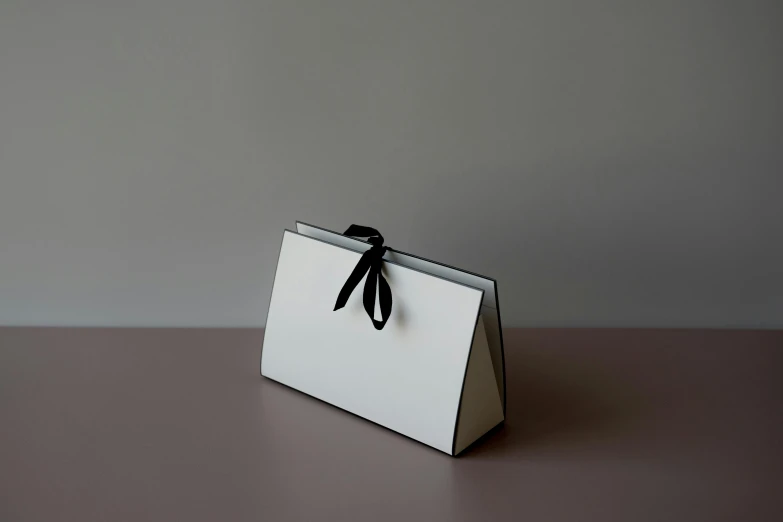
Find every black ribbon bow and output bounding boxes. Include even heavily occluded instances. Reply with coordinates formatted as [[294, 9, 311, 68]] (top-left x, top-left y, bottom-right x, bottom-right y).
[[333, 225, 393, 330]]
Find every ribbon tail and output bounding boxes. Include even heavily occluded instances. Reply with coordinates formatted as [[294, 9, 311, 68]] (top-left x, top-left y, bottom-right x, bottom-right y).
[[362, 261, 393, 331], [361, 260, 379, 320], [373, 271, 393, 330], [333, 252, 373, 311]]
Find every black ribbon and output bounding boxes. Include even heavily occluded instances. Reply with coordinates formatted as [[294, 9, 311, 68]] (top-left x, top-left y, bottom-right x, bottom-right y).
[[333, 225, 392, 330]]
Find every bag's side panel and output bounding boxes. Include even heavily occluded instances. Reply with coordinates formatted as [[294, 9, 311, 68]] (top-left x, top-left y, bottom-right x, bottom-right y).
[[452, 316, 505, 456], [479, 306, 504, 411], [262, 231, 484, 455]]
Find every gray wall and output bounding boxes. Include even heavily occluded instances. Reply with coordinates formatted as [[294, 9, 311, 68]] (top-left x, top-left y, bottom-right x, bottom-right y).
[[1, 1, 781, 327]]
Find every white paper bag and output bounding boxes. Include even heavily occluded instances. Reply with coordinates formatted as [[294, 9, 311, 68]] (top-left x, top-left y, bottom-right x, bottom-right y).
[[261, 222, 506, 456]]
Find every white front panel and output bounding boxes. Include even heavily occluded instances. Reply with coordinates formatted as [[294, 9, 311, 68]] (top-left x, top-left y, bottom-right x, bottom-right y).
[[262, 231, 484, 454], [295, 221, 505, 410]]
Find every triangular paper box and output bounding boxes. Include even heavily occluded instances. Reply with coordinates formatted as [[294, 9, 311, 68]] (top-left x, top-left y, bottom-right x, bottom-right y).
[[261, 222, 506, 456]]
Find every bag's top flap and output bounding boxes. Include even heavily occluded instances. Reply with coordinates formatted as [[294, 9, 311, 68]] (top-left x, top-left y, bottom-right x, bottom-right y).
[[296, 222, 497, 308]]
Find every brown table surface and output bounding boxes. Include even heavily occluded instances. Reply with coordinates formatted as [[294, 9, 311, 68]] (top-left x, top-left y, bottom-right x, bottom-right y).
[[1, 328, 781, 521]]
